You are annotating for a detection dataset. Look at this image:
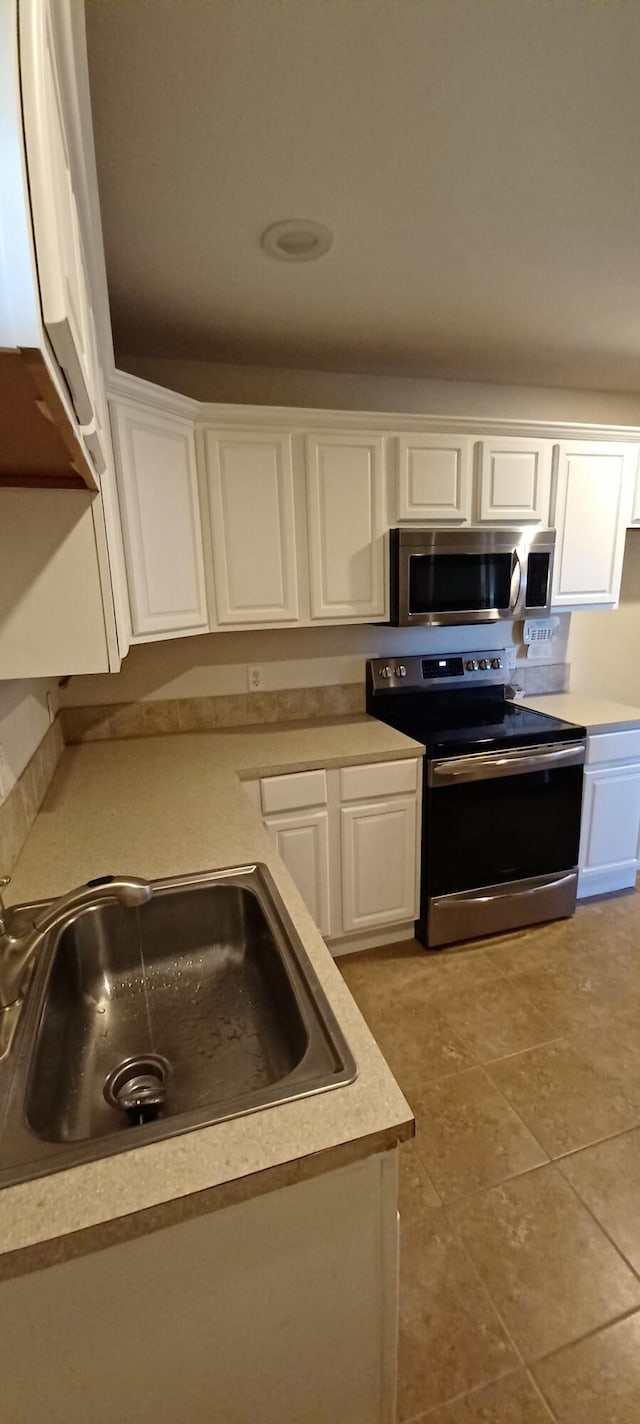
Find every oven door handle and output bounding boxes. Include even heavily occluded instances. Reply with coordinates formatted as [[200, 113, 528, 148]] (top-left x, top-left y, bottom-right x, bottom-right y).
[[429, 740, 586, 785]]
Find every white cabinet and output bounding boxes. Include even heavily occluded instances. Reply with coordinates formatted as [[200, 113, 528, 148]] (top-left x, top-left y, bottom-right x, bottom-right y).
[[395, 434, 473, 523], [111, 400, 208, 639], [253, 758, 422, 952], [21, 0, 92, 429], [579, 761, 640, 898], [203, 430, 298, 626], [552, 442, 636, 609], [305, 434, 387, 621], [478, 437, 552, 523], [630, 455, 640, 526], [341, 797, 418, 932], [264, 809, 331, 937]]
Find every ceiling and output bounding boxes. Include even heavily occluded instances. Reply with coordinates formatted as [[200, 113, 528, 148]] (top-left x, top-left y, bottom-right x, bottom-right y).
[[86, 0, 640, 392]]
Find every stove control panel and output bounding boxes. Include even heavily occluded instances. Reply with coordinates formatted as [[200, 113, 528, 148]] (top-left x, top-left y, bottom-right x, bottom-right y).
[[367, 651, 507, 693]]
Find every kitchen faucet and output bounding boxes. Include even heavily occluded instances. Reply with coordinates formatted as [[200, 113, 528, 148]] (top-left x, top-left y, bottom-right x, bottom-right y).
[[0, 874, 153, 1013]]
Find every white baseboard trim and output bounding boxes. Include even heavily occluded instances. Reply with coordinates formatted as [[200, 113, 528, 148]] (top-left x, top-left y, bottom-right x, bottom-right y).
[[327, 922, 416, 958], [577, 865, 639, 899]]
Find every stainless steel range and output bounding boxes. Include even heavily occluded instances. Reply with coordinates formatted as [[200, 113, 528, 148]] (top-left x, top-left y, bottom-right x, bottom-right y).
[[366, 651, 586, 948]]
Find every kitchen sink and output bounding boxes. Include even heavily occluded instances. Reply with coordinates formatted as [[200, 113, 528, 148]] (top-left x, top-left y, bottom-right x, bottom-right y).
[[0, 865, 356, 1186]]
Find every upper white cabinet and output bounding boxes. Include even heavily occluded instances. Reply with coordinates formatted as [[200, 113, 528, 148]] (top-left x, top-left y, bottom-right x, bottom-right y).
[[395, 434, 473, 523], [203, 430, 298, 626], [0, 0, 101, 490], [478, 437, 552, 524], [306, 433, 387, 621], [111, 400, 208, 639], [629, 453, 640, 526], [21, 0, 92, 429], [551, 441, 636, 609]]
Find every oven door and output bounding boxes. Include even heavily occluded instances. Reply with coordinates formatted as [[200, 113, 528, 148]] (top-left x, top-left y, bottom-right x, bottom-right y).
[[423, 741, 585, 946]]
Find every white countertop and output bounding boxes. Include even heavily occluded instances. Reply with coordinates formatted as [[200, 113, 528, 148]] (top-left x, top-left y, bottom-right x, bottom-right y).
[[0, 717, 423, 1276], [519, 692, 640, 733]]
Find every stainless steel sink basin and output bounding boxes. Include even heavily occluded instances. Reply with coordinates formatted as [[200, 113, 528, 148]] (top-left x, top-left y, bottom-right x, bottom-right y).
[[0, 865, 356, 1187]]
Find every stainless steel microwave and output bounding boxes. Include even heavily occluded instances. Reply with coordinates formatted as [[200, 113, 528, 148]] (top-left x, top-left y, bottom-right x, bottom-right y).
[[389, 527, 556, 627]]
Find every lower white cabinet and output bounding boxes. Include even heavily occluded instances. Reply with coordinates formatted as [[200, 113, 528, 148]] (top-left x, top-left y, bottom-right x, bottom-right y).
[[578, 726, 640, 897], [341, 796, 418, 932], [264, 808, 331, 938], [251, 758, 422, 951], [579, 760, 640, 898]]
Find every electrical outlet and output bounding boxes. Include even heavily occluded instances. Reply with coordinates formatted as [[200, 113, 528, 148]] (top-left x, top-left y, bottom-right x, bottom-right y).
[[0, 743, 16, 803], [247, 665, 264, 692]]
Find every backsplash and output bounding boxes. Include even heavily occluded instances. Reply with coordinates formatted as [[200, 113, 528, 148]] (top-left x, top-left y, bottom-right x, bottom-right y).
[[0, 717, 64, 875], [61, 684, 364, 742], [61, 664, 569, 744]]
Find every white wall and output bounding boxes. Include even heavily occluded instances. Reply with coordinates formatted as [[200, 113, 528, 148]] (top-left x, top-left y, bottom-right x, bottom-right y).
[[122, 356, 640, 427], [0, 679, 58, 791], [569, 531, 640, 705], [60, 619, 570, 707]]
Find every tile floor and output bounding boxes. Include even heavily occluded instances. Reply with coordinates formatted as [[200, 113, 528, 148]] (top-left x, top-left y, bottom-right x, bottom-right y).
[[339, 890, 640, 1422]]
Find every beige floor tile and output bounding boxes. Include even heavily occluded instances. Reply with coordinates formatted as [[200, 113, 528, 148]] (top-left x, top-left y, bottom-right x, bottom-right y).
[[374, 1004, 477, 1095], [399, 1142, 440, 1222], [420, 1369, 553, 1422], [571, 1009, 640, 1100], [558, 1128, 640, 1274], [412, 1067, 547, 1202], [450, 1165, 640, 1361], [533, 1313, 640, 1424], [488, 1040, 640, 1157], [435, 978, 559, 1063], [397, 1207, 518, 1419]]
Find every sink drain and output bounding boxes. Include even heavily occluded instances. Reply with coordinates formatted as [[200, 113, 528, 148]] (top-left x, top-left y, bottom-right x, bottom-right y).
[[104, 1054, 169, 1124]]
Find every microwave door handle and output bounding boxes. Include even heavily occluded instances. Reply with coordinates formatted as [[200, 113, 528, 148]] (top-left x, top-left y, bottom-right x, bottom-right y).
[[510, 551, 522, 613]]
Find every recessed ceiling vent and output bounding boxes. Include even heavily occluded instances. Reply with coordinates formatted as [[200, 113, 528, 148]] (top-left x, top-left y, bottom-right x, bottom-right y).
[[260, 219, 333, 262]]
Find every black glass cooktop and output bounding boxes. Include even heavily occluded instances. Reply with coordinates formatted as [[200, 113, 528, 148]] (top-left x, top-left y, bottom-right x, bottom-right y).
[[368, 691, 585, 759]]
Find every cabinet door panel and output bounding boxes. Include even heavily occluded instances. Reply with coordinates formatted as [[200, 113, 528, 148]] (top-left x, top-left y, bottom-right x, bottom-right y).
[[479, 438, 552, 523], [396, 435, 472, 522], [205, 431, 298, 625], [631, 458, 640, 526], [306, 435, 386, 620], [579, 764, 640, 895], [265, 809, 331, 937], [341, 796, 418, 932], [21, 0, 94, 427], [111, 403, 208, 638], [552, 442, 636, 608]]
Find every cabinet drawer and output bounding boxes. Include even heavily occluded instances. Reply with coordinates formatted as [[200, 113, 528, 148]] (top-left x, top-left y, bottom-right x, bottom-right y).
[[340, 759, 418, 802], [587, 728, 640, 766], [260, 769, 328, 814]]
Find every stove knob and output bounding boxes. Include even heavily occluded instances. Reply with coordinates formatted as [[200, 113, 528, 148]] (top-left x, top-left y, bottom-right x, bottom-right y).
[[464, 660, 476, 671], [478, 659, 489, 670], [380, 665, 393, 679], [395, 664, 407, 677], [491, 658, 502, 670]]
